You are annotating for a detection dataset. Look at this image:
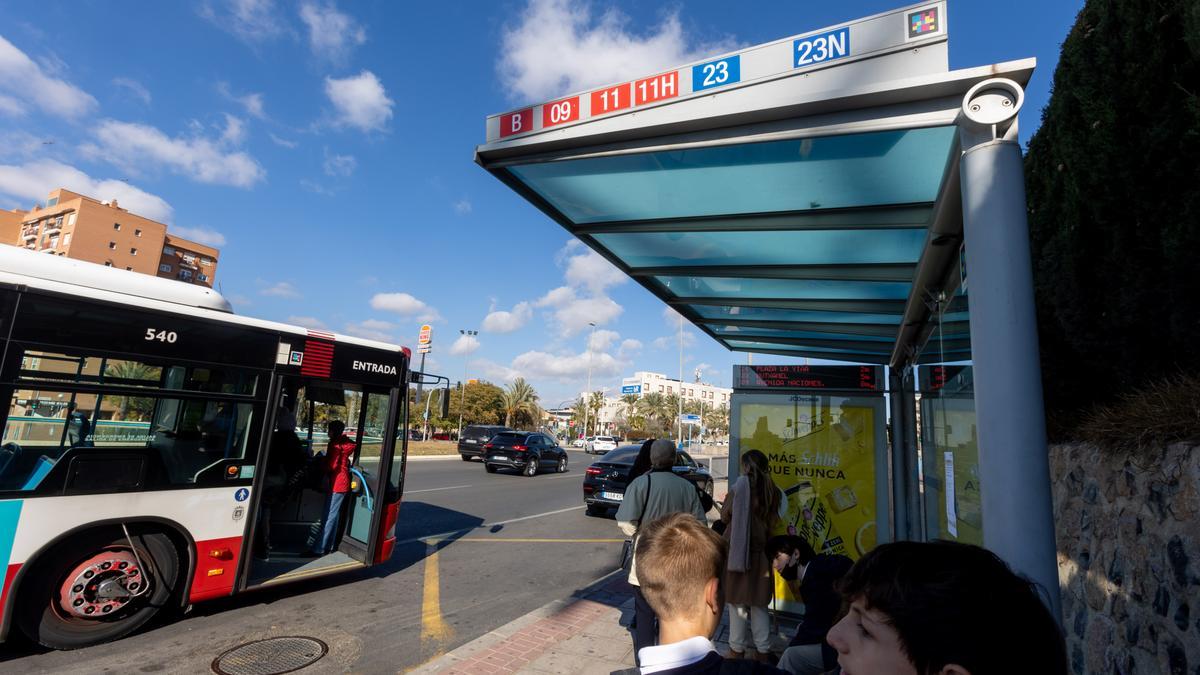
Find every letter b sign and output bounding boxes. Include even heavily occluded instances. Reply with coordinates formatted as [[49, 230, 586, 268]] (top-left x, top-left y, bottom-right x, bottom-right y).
[[500, 108, 533, 138]]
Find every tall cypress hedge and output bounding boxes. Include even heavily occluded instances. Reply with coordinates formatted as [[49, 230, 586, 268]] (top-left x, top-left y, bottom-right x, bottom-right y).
[[1024, 0, 1200, 433]]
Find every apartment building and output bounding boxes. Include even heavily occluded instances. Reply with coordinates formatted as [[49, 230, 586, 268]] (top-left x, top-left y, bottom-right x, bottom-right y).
[[10, 188, 219, 288], [0, 209, 25, 245], [620, 371, 733, 407]]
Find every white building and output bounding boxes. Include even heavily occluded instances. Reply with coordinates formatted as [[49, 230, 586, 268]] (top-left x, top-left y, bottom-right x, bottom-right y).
[[619, 371, 732, 407]]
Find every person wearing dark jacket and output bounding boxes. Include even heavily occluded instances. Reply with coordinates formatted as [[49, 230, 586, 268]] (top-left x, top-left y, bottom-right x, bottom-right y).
[[634, 513, 786, 675], [767, 535, 853, 674]]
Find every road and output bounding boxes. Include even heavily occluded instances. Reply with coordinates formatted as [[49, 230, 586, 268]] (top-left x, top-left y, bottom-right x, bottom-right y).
[[0, 449, 629, 674]]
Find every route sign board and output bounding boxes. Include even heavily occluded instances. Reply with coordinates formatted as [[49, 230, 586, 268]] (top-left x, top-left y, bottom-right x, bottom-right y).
[[734, 365, 883, 392], [484, 2, 947, 143], [621, 384, 642, 394]]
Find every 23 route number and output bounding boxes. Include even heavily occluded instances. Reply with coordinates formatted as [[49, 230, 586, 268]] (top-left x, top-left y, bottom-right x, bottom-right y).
[[692, 56, 740, 92], [144, 328, 178, 343]]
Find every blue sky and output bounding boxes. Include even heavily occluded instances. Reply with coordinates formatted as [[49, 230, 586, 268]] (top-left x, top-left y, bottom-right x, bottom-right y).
[[0, 0, 1081, 404]]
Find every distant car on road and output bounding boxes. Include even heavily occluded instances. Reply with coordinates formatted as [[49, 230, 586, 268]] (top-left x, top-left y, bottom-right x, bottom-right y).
[[483, 431, 569, 477], [572, 436, 590, 448], [431, 432, 451, 441], [586, 435, 618, 454], [458, 424, 513, 461], [583, 445, 712, 515]]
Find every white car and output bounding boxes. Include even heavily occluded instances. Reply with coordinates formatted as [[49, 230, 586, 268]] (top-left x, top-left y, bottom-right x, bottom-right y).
[[572, 437, 589, 448], [587, 436, 618, 454]]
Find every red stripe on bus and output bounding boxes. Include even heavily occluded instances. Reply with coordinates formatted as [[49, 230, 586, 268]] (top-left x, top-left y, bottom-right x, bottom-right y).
[[0, 563, 21, 627], [188, 536, 243, 603]]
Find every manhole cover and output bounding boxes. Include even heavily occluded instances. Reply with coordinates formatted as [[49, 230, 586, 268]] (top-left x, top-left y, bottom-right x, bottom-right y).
[[212, 636, 328, 675]]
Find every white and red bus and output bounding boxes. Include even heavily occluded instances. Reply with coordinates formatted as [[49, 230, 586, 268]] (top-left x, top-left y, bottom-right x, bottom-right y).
[[0, 248, 415, 649]]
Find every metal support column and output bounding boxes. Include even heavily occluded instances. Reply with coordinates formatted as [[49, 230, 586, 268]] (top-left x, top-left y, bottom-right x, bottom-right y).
[[957, 79, 1061, 619], [899, 368, 923, 540], [888, 366, 922, 541]]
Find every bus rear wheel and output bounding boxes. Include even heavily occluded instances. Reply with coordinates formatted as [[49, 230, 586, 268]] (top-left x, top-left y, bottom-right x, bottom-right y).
[[17, 528, 179, 650]]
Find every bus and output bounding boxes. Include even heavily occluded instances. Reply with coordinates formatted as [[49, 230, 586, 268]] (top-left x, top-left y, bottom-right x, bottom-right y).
[[0, 248, 415, 649]]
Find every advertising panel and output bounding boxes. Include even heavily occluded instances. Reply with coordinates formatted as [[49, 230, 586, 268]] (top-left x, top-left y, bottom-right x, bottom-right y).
[[730, 370, 887, 616], [919, 366, 981, 545]]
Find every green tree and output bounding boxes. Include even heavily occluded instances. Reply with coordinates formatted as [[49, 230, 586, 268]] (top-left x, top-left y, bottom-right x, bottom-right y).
[[105, 361, 158, 421], [587, 391, 605, 436], [1024, 0, 1200, 425], [502, 378, 540, 428], [449, 381, 506, 427]]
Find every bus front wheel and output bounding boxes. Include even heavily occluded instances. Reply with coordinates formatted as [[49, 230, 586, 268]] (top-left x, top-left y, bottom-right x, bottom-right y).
[[17, 528, 180, 650]]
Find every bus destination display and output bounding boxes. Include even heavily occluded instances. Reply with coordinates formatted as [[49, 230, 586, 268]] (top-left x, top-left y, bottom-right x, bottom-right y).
[[735, 365, 882, 392]]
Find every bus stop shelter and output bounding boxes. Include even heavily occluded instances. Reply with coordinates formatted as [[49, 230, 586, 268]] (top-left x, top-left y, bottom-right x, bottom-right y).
[[475, 2, 1059, 616]]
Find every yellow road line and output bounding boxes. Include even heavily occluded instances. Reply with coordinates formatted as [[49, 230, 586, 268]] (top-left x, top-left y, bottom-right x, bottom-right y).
[[420, 541, 454, 650], [452, 537, 624, 543]]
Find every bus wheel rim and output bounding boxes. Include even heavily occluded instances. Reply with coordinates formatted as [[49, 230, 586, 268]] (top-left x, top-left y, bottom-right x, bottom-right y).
[[58, 549, 147, 619]]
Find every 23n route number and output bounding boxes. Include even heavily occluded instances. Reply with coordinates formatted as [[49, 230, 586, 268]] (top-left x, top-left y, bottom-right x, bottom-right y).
[[793, 27, 850, 68], [144, 328, 178, 343], [692, 55, 740, 92]]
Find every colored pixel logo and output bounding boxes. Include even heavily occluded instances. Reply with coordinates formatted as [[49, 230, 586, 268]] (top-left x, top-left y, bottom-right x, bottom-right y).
[[908, 8, 939, 38]]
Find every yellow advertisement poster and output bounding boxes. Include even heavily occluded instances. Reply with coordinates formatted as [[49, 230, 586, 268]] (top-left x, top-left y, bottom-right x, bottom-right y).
[[737, 397, 878, 558]]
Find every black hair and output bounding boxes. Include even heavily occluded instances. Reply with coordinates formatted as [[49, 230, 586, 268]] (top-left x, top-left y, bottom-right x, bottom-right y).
[[765, 534, 817, 565], [629, 439, 654, 480], [837, 540, 1066, 675]]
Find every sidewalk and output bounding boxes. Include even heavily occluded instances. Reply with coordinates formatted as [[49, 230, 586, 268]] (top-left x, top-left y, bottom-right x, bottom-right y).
[[410, 568, 798, 675], [408, 480, 808, 675]]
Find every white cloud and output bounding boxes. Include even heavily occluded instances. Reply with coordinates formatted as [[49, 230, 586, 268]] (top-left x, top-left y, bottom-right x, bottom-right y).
[[269, 133, 298, 148], [553, 295, 623, 336], [342, 319, 395, 343], [200, 0, 286, 43], [0, 95, 22, 117], [564, 247, 625, 294], [482, 301, 533, 333], [511, 349, 621, 382], [325, 71, 393, 133], [653, 331, 696, 350], [112, 77, 152, 105], [299, 1, 366, 62], [220, 114, 248, 145], [216, 82, 267, 119], [300, 178, 334, 196], [0, 35, 97, 119], [588, 329, 620, 352], [471, 358, 521, 383], [498, 0, 736, 102], [0, 131, 44, 160], [170, 225, 227, 247], [287, 315, 327, 329], [370, 292, 442, 323], [260, 281, 301, 298], [323, 149, 356, 177], [535, 286, 576, 308], [453, 199, 472, 215], [618, 339, 642, 358], [84, 120, 265, 188], [448, 333, 481, 356], [0, 159, 172, 222]]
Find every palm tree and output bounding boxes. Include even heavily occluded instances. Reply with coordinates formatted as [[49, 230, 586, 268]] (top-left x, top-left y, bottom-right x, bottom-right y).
[[587, 391, 605, 436], [637, 392, 671, 433], [502, 378, 540, 428]]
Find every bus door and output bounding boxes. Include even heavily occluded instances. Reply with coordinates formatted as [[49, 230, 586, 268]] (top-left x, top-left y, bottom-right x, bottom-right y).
[[246, 376, 399, 581]]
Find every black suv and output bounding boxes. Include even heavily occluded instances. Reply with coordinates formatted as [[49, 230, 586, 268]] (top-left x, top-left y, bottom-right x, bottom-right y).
[[458, 424, 512, 461], [483, 431, 568, 477], [583, 445, 712, 515]]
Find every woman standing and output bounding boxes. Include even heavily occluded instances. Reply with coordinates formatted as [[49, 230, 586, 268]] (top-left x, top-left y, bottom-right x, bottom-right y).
[[719, 449, 786, 662]]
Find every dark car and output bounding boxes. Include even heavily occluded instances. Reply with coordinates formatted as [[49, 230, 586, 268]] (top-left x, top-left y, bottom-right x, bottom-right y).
[[458, 424, 512, 461], [483, 431, 568, 477], [583, 445, 713, 516]]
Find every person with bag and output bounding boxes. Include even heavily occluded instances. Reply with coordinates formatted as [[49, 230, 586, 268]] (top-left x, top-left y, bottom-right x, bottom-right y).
[[718, 449, 788, 663], [616, 439, 708, 665]]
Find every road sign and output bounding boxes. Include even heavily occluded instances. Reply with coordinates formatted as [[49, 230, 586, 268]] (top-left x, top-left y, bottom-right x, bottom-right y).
[[681, 413, 701, 425], [621, 384, 642, 395]]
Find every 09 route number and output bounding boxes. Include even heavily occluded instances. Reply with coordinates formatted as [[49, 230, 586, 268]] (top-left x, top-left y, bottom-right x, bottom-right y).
[[542, 95, 580, 128], [793, 27, 850, 68], [144, 328, 178, 343], [692, 55, 740, 92]]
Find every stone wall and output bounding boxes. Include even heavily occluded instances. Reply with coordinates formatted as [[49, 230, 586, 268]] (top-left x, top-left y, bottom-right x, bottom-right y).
[[1050, 442, 1199, 675]]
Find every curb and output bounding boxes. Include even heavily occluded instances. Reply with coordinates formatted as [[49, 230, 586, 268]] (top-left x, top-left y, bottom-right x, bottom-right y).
[[406, 454, 467, 462], [409, 569, 630, 674]]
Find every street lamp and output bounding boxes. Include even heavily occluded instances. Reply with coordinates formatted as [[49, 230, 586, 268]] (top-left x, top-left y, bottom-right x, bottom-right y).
[[456, 329, 478, 440], [584, 321, 596, 439]]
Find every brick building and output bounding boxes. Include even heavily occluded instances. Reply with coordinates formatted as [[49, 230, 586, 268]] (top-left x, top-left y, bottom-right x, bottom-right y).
[[9, 188, 220, 288]]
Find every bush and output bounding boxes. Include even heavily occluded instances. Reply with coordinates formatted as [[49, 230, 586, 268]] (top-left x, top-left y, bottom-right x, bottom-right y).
[[1077, 373, 1200, 455]]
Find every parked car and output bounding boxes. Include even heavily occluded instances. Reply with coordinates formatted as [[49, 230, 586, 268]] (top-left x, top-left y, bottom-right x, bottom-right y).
[[572, 436, 591, 448], [582, 445, 713, 515], [586, 435, 618, 454], [458, 424, 513, 461], [431, 432, 451, 441], [483, 431, 569, 477]]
